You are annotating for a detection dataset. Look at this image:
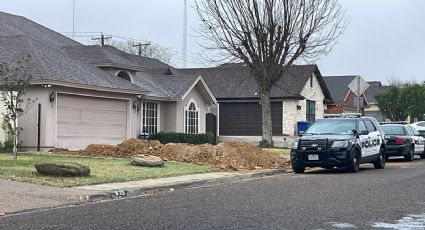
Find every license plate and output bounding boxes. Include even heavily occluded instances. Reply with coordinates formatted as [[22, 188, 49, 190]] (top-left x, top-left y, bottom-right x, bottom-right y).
[[308, 154, 319, 161]]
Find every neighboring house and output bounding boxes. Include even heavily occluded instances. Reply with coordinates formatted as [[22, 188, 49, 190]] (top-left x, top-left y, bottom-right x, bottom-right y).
[[0, 11, 216, 151], [364, 81, 391, 122], [173, 64, 333, 137], [323, 75, 368, 114]]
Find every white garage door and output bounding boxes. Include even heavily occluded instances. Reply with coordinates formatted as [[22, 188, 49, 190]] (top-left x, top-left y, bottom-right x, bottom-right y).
[[57, 94, 128, 150]]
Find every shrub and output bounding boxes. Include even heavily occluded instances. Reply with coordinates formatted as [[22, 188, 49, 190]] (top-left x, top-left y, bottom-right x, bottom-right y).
[[146, 132, 215, 145]]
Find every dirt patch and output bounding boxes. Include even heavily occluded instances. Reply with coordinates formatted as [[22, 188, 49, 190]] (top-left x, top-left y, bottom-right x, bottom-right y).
[[52, 139, 289, 171]]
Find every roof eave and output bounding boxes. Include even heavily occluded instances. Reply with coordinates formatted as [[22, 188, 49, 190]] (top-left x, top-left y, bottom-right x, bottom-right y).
[[31, 80, 148, 95]]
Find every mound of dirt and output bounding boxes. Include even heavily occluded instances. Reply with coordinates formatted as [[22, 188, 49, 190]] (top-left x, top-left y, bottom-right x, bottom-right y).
[[52, 139, 289, 170]]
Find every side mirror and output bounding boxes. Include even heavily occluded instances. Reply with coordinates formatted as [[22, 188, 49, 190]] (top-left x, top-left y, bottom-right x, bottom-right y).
[[352, 129, 358, 135], [360, 130, 369, 135]]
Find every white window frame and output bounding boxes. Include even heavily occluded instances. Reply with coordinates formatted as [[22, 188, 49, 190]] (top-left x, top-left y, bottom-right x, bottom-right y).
[[184, 98, 200, 134], [141, 101, 160, 134]]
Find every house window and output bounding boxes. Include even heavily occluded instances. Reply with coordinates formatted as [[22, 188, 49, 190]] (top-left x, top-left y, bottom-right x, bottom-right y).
[[306, 100, 316, 123], [185, 101, 199, 134], [142, 101, 159, 134], [117, 71, 132, 82]]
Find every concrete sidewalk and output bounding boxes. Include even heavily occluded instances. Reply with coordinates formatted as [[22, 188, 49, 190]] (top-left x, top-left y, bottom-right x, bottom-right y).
[[0, 169, 285, 215], [0, 179, 97, 213]]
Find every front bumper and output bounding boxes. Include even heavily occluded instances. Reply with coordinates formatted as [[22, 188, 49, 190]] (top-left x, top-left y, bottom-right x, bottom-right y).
[[291, 148, 351, 168]]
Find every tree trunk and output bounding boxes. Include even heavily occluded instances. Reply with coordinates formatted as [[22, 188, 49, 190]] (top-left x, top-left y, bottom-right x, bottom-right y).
[[13, 118, 17, 160], [259, 89, 273, 147]]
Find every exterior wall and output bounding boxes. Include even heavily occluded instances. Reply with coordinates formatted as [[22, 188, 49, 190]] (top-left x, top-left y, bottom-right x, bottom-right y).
[[299, 73, 326, 120], [19, 85, 140, 151], [327, 91, 367, 115], [282, 99, 298, 136], [0, 104, 7, 143], [365, 104, 385, 122], [159, 101, 177, 132], [176, 83, 208, 133]]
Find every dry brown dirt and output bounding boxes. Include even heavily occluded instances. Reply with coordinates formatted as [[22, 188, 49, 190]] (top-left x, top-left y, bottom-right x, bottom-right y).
[[52, 139, 290, 171]]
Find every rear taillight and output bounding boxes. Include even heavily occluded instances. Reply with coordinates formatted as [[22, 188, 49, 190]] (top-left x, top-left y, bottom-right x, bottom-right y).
[[395, 136, 404, 145]]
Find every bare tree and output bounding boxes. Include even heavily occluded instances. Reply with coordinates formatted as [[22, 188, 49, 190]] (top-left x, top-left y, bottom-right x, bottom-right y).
[[196, 0, 346, 146], [0, 56, 37, 160]]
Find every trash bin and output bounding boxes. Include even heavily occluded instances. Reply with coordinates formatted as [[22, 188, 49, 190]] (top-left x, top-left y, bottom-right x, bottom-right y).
[[297, 121, 310, 136]]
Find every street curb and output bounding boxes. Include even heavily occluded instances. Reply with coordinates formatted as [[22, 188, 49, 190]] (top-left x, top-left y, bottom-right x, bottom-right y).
[[85, 169, 287, 202]]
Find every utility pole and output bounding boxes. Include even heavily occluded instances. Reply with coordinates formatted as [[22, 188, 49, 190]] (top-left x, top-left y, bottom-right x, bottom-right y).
[[72, 0, 75, 40], [182, 0, 187, 68], [91, 33, 112, 46], [133, 42, 150, 56]]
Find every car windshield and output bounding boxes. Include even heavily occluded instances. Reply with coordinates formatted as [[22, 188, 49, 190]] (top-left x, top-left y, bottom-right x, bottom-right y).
[[305, 120, 356, 135], [382, 126, 406, 135]]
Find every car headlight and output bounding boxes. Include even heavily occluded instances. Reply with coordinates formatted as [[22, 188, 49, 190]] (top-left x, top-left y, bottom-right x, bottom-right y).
[[331, 140, 349, 148], [291, 141, 299, 149]]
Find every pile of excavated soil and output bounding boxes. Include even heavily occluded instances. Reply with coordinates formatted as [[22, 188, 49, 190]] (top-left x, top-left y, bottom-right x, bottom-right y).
[[52, 139, 289, 171]]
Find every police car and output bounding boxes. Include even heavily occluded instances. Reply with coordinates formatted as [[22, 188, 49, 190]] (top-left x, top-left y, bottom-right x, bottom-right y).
[[291, 113, 386, 173]]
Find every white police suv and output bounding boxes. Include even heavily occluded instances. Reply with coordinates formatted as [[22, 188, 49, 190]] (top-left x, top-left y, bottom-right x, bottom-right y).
[[291, 114, 386, 173]]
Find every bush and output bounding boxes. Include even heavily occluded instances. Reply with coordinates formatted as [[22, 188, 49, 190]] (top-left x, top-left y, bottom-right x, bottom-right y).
[[146, 132, 215, 145]]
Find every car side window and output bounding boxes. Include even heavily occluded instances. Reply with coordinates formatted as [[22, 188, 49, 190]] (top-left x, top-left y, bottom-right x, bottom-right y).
[[358, 120, 367, 132], [365, 120, 377, 132], [407, 126, 418, 136], [405, 127, 413, 136]]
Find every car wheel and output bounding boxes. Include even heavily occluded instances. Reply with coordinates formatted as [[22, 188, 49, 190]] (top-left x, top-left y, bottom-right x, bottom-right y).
[[324, 165, 334, 170], [347, 149, 360, 173], [373, 148, 386, 169], [404, 146, 414, 162], [292, 160, 305, 173]]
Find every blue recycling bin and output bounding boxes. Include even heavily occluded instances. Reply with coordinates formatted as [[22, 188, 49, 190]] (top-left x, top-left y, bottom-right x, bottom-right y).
[[297, 121, 310, 136]]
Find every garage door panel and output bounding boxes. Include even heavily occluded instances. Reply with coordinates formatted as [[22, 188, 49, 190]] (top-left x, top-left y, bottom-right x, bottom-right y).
[[219, 102, 282, 136], [57, 94, 128, 150]]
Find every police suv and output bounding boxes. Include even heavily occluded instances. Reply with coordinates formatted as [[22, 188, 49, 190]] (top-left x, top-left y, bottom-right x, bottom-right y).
[[291, 114, 386, 173]]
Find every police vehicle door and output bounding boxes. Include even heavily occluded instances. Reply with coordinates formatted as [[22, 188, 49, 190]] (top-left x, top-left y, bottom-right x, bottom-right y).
[[364, 119, 381, 157], [357, 120, 371, 157]]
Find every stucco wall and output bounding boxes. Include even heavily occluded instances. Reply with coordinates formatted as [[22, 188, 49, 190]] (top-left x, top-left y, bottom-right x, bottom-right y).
[[159, 101, 177, 132], [176, 83, 208, 133], [19, 85, 140, 151]]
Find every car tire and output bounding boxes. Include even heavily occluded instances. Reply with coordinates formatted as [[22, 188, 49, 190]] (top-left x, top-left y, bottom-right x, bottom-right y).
[[324, 165, 334, 170], [373, 148, 386, 169], [421, 151, 425, 159], [347, 149, 360, 173], [404, 146, 415, 162], [292, 160, 305, 173]]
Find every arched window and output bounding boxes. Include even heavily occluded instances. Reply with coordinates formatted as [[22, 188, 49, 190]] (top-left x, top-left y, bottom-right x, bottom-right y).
[[117, 71, 132, 82], [185, 100, 199, 134]]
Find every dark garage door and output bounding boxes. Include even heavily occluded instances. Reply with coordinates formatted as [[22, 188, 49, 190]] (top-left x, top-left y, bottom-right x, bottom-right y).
[[219, 102, 282, 136]]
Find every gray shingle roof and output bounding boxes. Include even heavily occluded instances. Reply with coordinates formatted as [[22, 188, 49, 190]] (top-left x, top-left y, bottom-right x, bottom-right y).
[[133, 73, 199, 99], [174, 64, 332, 101], [0, 35, 144, 93], [62, 45, 172, 71], [0, 11, 80, 47], [323, 76, 357, 103], [364, 81, 391, 104]]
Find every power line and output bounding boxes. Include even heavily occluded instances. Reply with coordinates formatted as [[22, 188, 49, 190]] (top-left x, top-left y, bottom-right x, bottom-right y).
[[91, 33, 112, 46], [133, 42, 151, 56]]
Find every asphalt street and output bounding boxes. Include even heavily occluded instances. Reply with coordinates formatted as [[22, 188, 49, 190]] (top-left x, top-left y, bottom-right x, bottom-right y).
[[2, 157, 425, 230]]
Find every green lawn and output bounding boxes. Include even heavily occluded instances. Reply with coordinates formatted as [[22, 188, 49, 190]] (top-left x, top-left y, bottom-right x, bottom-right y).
[[263, 148, 290, 155], [0, 153, 216, 187]]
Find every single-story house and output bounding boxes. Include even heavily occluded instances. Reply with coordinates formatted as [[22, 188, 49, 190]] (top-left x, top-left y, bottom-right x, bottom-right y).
[[170, 64, 333, 137], [0, 11, 216, 151], [364, 81, 391, 122], [323, 75, 368, 114]]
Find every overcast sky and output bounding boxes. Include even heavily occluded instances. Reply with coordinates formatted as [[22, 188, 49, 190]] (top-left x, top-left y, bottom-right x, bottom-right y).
[[1, 0, 424, 84]]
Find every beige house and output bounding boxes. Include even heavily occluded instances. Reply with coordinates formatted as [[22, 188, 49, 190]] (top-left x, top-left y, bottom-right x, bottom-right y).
[[0, 11, 216, 151]]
